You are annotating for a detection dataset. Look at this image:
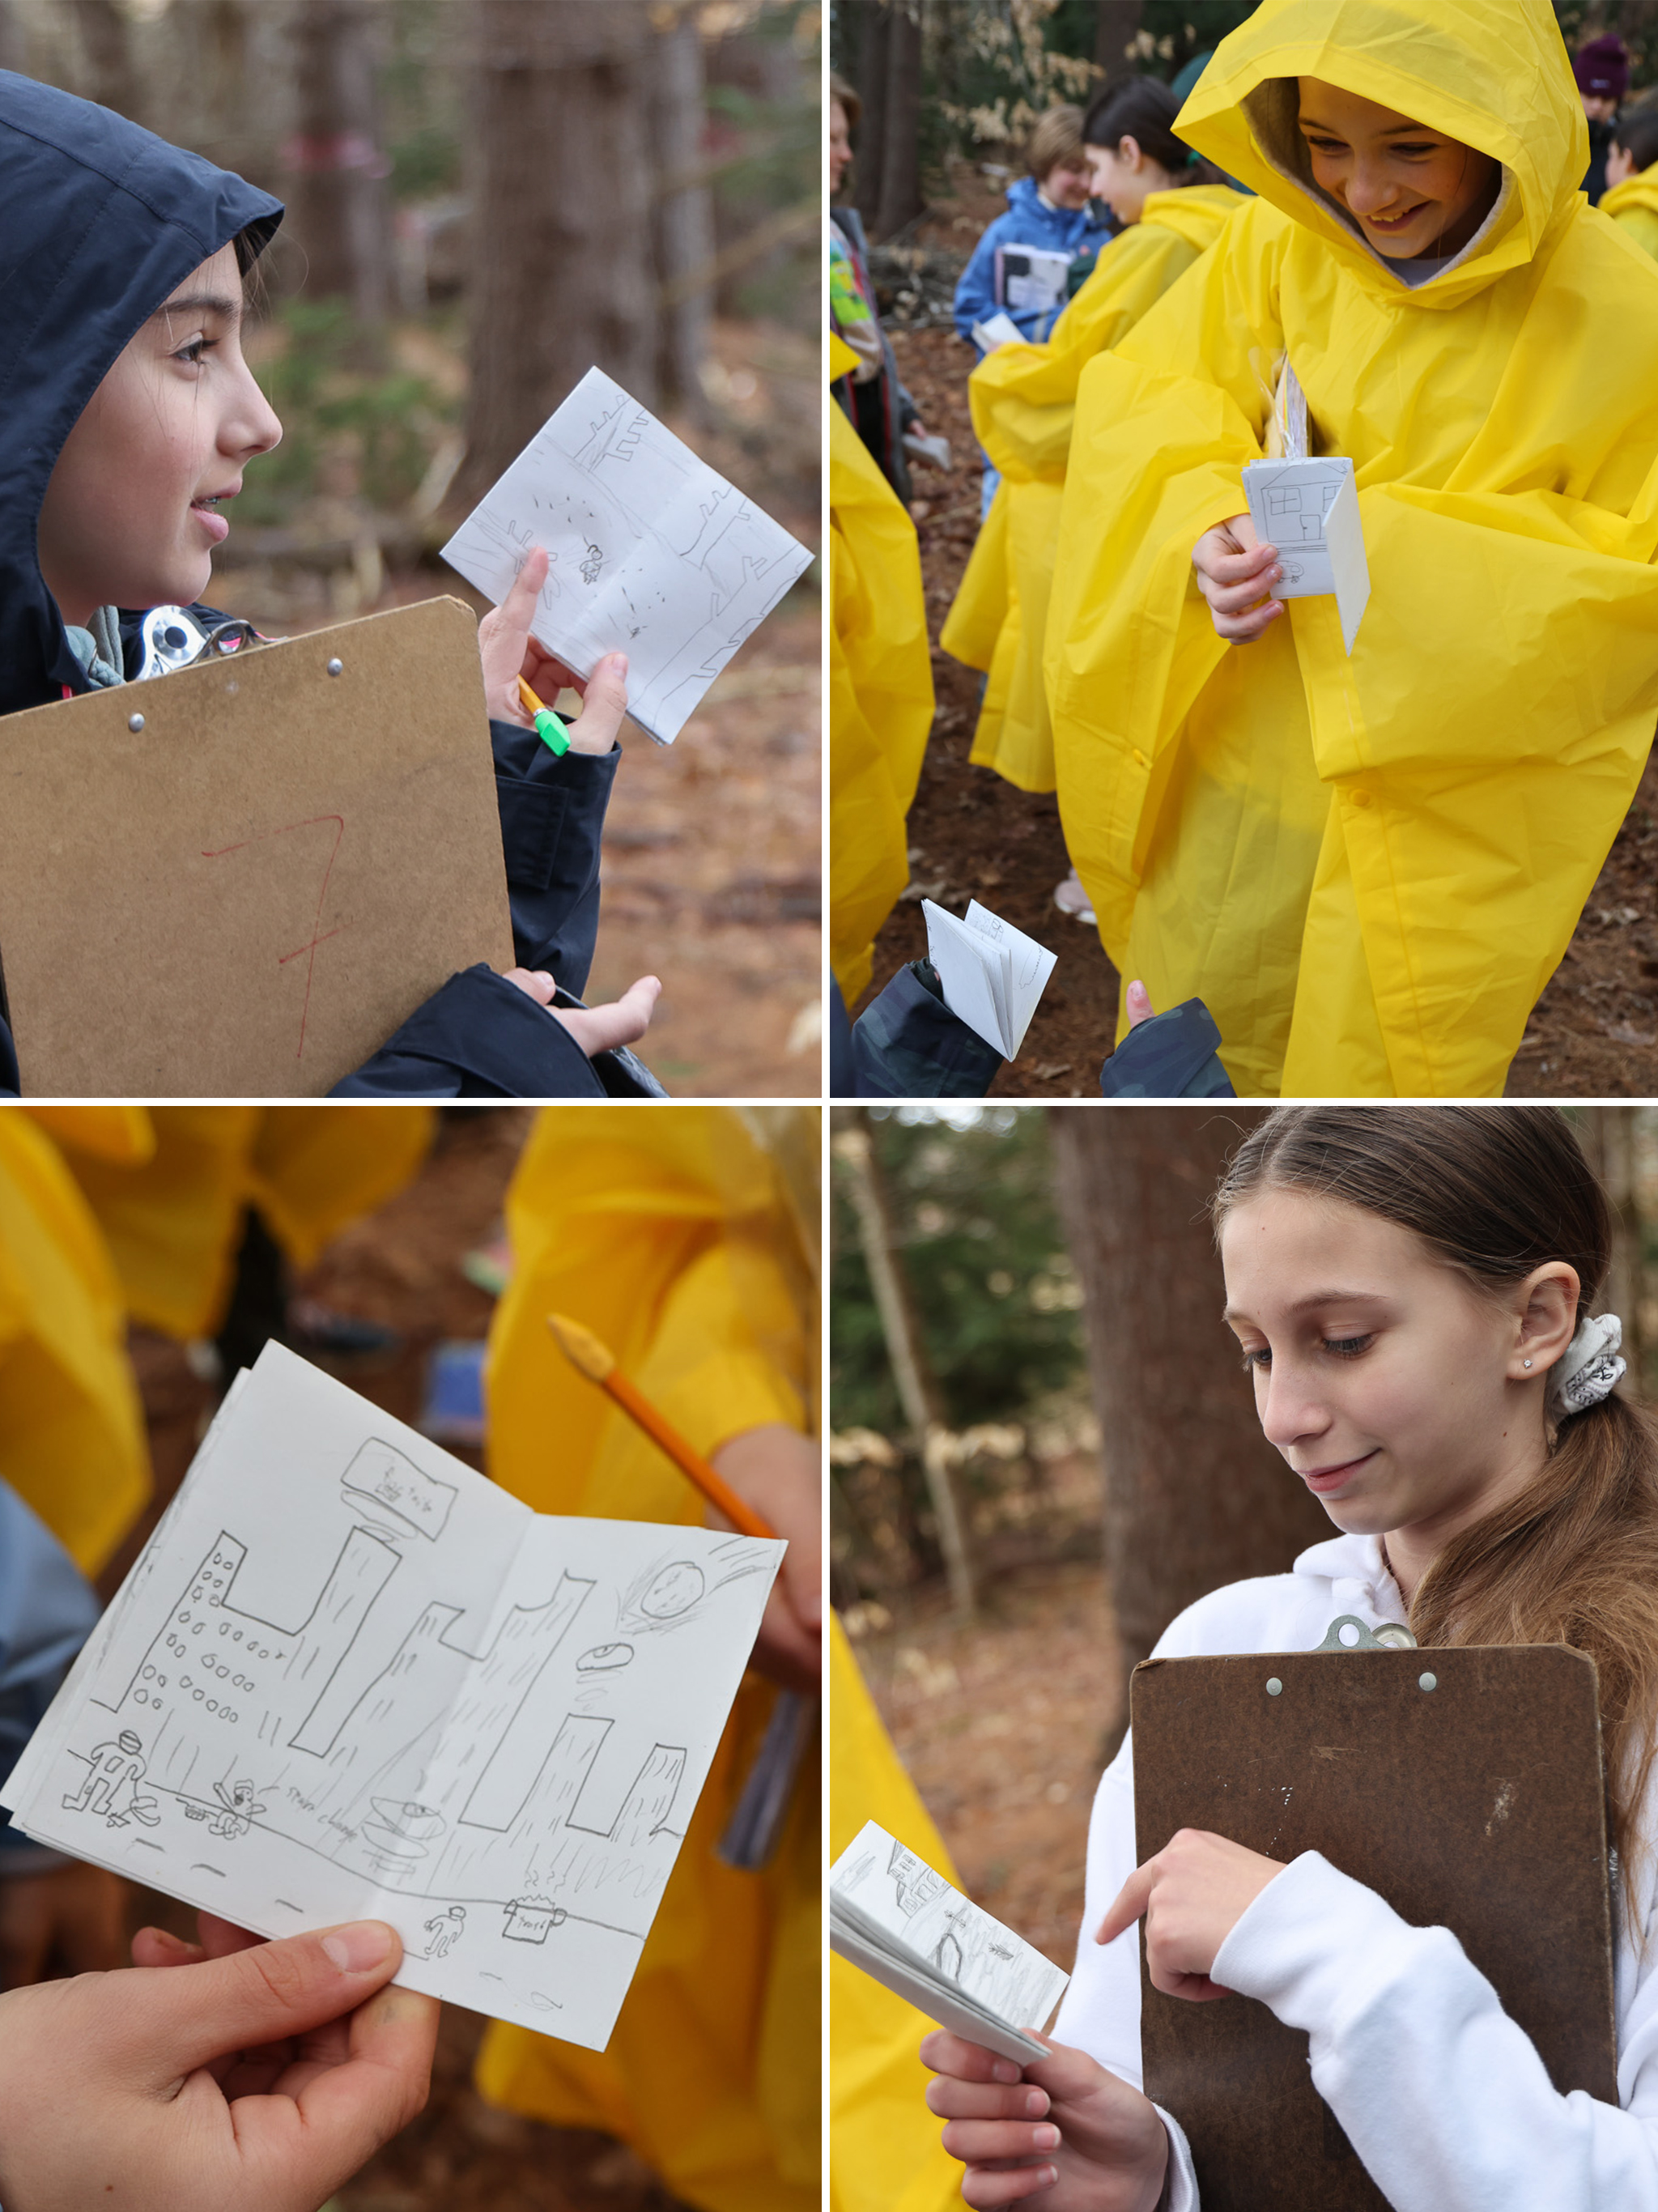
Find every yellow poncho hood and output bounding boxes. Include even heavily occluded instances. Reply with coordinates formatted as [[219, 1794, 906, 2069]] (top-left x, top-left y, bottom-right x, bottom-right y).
[[1177, 0, 1588, 309], [1601, 159, 1658, 224]]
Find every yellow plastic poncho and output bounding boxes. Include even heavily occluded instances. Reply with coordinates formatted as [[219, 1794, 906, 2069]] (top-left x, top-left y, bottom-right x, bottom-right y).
[[55, 1106, 433, 1338], [830, 330, 935, 1008], [474, 1107, 819, 2212], [942, 187, 1243, 792], [0, 1111, 148, 1575], [1601, 160, 1658, 261], [1047, 0, 1658, 1097], [829, 1614, 966, 2212]]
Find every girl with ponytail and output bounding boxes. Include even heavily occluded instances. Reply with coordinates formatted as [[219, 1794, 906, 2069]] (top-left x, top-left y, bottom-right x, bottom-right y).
[[925, 1105, 1658, 2212]]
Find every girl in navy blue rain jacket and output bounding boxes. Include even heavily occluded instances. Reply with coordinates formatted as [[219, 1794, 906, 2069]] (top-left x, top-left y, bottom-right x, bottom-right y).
[[0, 71, 659, 1100]]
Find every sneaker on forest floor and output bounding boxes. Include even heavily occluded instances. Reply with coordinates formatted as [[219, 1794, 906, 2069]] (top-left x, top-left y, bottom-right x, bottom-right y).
[[1053, 870, 1095, 926]]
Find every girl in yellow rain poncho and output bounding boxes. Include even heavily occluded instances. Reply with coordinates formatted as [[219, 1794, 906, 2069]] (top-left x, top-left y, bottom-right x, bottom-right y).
[[1047, 0, 1658, 1098], [942, 80, 1244, 812], [474, 1108, 820, 2212], [1602, 106, 1658, 261], [831, 330, 935, 1010]]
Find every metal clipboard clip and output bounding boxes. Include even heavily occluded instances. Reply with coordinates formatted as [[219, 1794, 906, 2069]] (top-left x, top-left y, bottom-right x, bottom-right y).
[[1317, 1613, 1418, 1652]]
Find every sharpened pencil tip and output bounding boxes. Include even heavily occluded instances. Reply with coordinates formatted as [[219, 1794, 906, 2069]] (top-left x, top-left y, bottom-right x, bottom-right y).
[[546, 1312, 615, 1380]]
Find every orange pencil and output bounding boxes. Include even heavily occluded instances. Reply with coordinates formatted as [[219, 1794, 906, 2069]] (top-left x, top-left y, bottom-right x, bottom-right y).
[[545, 1312, 776, 1539]]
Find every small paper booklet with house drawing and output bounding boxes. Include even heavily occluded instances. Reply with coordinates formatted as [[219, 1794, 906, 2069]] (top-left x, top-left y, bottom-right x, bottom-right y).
[[923, 898, 1057, 1061], [0, 1343, 782, 2052], [440, 366, 814, 745], [1240, 358, 1371, 655], [830, 1820, 1069, 2065]]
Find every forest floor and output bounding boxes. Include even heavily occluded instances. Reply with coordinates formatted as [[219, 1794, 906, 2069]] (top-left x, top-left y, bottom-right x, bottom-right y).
[[857, 165, 1658, 1099], [847, 1558, 1119, 1973], [212, 315, 822, 1101], [117, 1110, 696, 2212]]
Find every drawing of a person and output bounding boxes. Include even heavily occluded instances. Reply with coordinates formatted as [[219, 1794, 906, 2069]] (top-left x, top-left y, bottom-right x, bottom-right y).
[[62, 1730, 149, 1820], [422, 1904, 466, 1959], [208, 1777, 266, 1840]]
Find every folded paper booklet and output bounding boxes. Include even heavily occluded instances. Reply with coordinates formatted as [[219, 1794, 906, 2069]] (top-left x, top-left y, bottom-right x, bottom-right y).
[[923, 897, 1057, 1061], [971, 309, 1026, 353], [994, 244, 1072, 317], [830, 1820, 1069, 2065], [0, 1343, 782, 2051], [1241, 363, 1371, 655], [440, 366, 813, 745]]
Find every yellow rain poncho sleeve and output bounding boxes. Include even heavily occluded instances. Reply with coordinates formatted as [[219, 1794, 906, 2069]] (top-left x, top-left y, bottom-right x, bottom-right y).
[[56, 1106, 433, 1338], [1601, 161, 1658, 261], [474, 1107, 818, 2212], [942, 189, 1241, 792], [0, 1113, 147, 1575], [830, 330, 935, 1008], [829, 1614, 967, 2212], [1047, 0, 1658, 1098]]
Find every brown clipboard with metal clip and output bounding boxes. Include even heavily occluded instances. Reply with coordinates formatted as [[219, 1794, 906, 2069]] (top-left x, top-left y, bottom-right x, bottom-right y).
[[0, 597, 515, 1097], [1132, 1631, 1618, 2212]]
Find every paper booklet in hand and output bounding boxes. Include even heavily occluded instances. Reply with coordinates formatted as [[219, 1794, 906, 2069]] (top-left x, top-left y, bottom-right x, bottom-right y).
[[994, 244, 1072, 317], [440, 366, 813, 745], [971, 310, 1026, 353], [0, 1344, 782, 2053], [1241, 359, 1371, 655], [923, 898, 1057, 1061], [830, 1820, 1069, 2065]]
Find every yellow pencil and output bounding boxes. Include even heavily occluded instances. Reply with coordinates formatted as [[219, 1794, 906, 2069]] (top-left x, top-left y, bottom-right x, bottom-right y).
[[517, 675, 571, 755]]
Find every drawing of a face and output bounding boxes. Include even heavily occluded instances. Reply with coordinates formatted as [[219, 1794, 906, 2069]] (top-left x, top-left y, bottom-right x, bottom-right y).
[[640, 1562, 704, 1619]]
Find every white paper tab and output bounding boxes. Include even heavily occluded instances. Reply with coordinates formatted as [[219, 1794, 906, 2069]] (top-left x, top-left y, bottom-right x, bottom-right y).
[[830, 1819, 1068, 2059], [0, 1343, 782, 2052], [441, 368, 813, 744], [923, 898, 1057, 1060], [971, 310, 1025, 353], [1242, 454, 1371, 655]]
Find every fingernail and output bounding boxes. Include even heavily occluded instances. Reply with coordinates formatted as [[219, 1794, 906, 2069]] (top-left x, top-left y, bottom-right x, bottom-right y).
[[1024, 2089, 1048, 2116], [1035, 2125, 1061, 2150], [322, 1921, 394, 1972], [992, 2058, 1020, 2083]]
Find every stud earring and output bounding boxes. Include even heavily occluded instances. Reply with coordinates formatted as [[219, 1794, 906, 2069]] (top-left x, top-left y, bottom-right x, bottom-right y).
[[1523, 1359, 1533, 1368]]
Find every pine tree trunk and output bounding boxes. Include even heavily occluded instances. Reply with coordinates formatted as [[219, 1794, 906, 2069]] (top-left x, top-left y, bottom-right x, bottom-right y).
[[70, 0, 138, 120], [852, 0, 891, 232], [874, 2, 924, 240], [1094, 0, 1146, 75], [1048, 1106, 1332, 1748], [283, 0, 392, 329], [649, 15, 714, 417], [459, 0, 657, 510]]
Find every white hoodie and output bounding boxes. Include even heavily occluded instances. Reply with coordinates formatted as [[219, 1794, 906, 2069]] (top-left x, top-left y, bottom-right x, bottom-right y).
[[1054, 1531, 1658, 2210]]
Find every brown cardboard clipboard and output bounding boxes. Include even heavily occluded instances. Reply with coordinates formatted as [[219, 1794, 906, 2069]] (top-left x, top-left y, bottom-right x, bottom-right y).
[[0, 598, 516, 1096], [1132, 1643, 1618, 2212]]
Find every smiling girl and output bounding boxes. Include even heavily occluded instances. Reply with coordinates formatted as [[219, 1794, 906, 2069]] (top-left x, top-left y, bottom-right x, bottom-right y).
[[0, 71, 657, 1098], [1044, 0, 1658, 1099], [925, 1104, 1658, 2211]]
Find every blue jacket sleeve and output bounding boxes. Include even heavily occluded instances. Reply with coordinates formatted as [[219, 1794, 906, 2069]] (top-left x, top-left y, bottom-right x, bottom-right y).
[[953, 218, 1007, 342], [0, 1481, 98, 1867], [329, 966, 606, 1097], [0, 1016, 16, 1100]]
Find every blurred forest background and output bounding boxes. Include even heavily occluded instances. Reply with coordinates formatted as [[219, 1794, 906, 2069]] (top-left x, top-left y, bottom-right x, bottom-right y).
[[831, 1103, 1658, 1967], [5, 0, 821, 1096]]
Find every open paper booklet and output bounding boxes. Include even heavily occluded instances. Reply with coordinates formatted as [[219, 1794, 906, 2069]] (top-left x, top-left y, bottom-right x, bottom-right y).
[[994, 244, 1072, 317], [830, 1820, 1069, 2065], [440, 366, 813, 744], [1241, 361, 1371, 655], [0, 1344, 782, 2052], [971, 309, 1025, 353], [923, 898, 1057, 1061]]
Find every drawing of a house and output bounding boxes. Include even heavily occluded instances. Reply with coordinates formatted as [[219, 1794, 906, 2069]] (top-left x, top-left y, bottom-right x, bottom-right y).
[[889, 1837, 949, 1917]]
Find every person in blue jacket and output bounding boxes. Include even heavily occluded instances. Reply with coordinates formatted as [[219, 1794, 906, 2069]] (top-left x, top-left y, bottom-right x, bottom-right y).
[[951, 104, 1116, 515], [0, 70, 660, 1101]]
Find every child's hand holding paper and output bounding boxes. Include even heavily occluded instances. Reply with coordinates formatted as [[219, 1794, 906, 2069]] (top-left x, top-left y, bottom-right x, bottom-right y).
[[922, 900, 1057, 1062], [477, 547, 627, 755]]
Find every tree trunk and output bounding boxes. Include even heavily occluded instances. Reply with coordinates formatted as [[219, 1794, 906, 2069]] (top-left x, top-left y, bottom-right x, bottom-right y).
[[1048, 1106, 1332, 1746], [283, 0, 392, 329], [70, 0, 138, 120], [459, 0, 657, 511], [1575, 1107, 1642, 1385], [874, 2, 925, 240], [837, 1114, 977, 1619], [1094, 0, 1146, 75], [648, 15, 714, 417], [852, 0, 891, 233]]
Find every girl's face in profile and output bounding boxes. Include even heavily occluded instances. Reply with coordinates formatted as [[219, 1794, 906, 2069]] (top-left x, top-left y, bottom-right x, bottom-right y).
[[1041, 154, 1095, 211], [1296, 79, 1499, 261], [1085, 138, 1163, 226], [36, 240, 282, 628], [1220, 1189, 1575, 1558]]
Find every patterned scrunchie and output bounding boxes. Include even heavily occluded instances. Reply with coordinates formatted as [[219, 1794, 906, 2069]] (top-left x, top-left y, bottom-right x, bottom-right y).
[[1548, 1312, 1626, 1418]]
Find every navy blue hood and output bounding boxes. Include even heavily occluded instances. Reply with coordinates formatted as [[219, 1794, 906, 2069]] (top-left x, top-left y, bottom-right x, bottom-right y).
[[0, 72, 282, 717]]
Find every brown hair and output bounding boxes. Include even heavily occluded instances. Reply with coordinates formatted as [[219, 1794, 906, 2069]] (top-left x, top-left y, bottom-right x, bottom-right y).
[[829, 70, 861, 133], [1026, 103, 1085, 182], [1614, 96, 1658, 177], [1213, 1105, 1658, 1917], [1082, 76, 1222, 188]]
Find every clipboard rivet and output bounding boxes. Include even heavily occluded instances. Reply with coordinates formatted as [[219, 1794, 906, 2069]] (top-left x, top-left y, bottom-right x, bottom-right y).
[[1418, 1672, 1438, 1692], [326, 657, 344, 676], [1265, 1677, 1283, 1696], [127, 712, 145, 732]]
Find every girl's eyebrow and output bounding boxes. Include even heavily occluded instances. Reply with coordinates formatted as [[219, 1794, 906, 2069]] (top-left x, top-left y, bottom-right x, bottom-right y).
[[152, 291, 242, 324], [1222, 1288, 1391, 1322]]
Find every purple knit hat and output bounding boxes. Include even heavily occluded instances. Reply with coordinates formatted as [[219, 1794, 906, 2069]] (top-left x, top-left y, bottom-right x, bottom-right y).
[[1574, 33, 1630, 101]]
